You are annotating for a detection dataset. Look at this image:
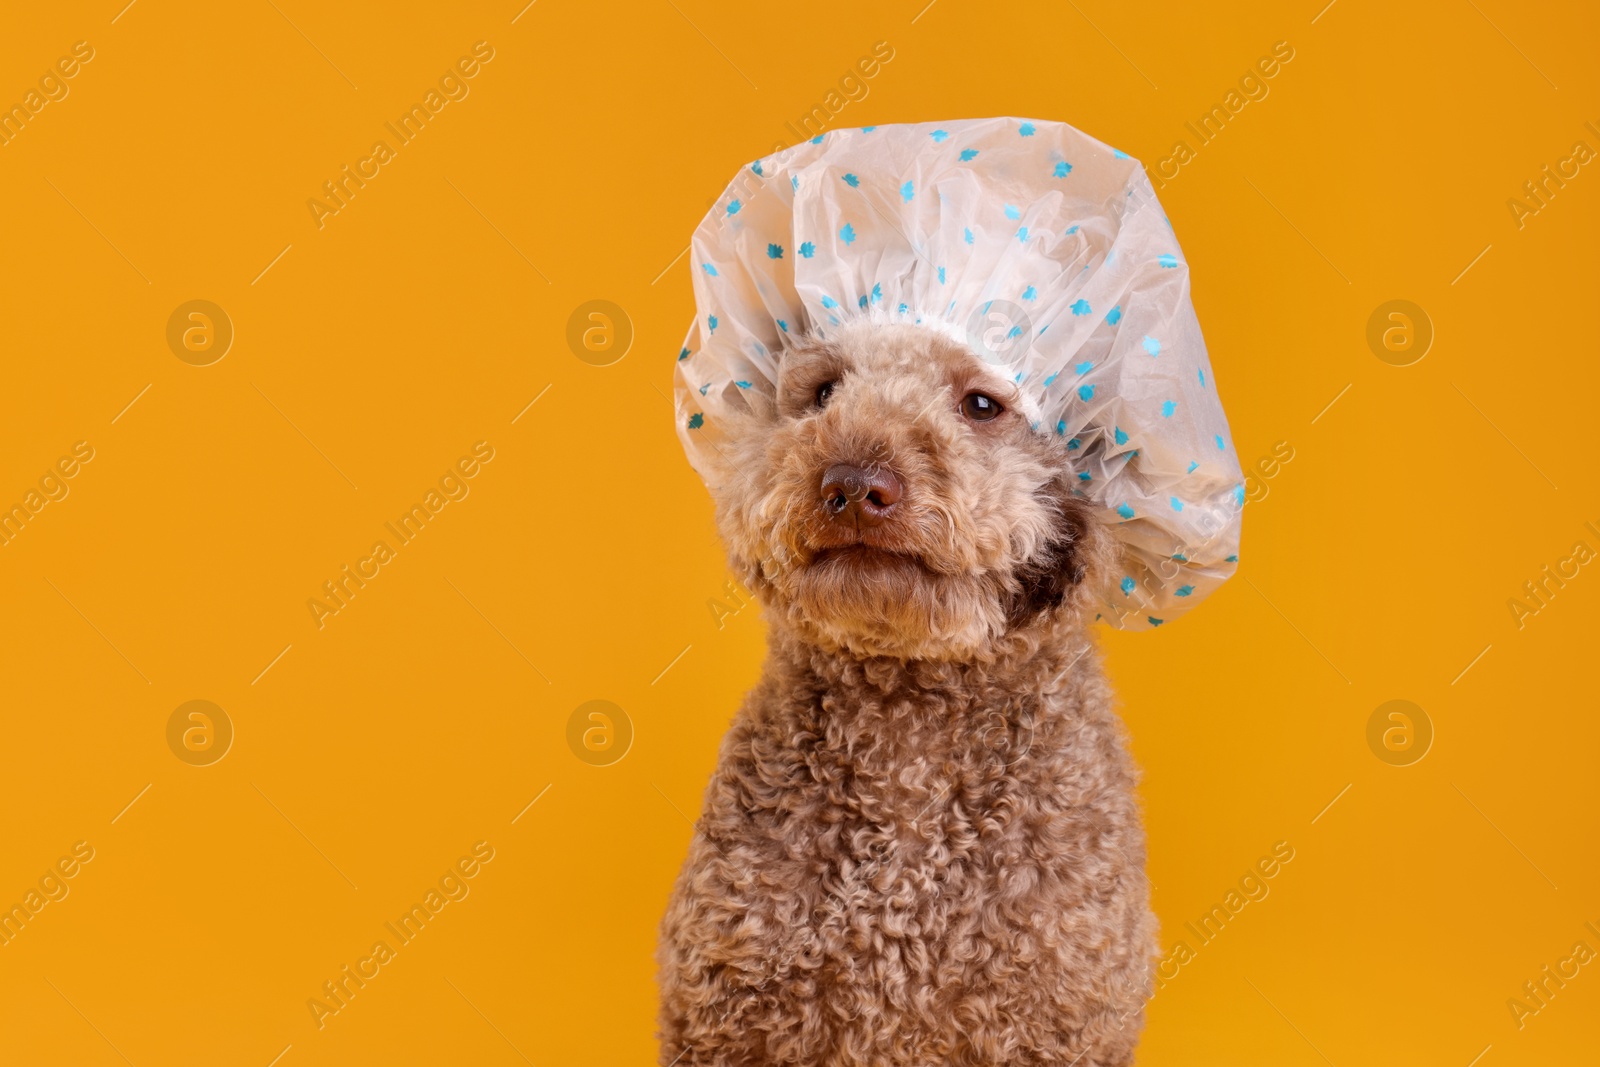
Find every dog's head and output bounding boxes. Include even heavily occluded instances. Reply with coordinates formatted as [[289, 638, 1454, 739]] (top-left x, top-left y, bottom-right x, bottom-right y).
[[710, 321, 1116, 660]]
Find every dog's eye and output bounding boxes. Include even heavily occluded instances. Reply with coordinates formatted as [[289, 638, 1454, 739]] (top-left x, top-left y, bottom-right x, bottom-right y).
[[815, 381, 837, 408], [961, 393, 1002, 421]]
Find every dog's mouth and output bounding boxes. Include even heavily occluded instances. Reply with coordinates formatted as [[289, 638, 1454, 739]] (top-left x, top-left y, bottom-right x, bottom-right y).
[[812, 543, 912, 565], [801, 512, 950, 578], [807, 542, 939, 579]]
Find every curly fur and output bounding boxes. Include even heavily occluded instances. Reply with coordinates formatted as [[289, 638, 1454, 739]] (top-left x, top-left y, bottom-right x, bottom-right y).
[[659, 322, 1157, 1065]]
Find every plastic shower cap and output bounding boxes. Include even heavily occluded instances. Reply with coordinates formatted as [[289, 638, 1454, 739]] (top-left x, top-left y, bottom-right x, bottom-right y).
[[673, 117, 1242, 630]]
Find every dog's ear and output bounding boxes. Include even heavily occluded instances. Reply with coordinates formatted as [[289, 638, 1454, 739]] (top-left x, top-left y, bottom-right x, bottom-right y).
[[1008, 490, 1117, 627]]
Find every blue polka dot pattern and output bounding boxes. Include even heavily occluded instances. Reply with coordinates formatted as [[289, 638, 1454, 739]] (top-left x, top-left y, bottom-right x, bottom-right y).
[[672, 118, 1243, 632]]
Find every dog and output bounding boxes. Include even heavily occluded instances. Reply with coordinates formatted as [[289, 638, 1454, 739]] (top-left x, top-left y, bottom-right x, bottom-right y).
[[658, 319, 1157, 1066]]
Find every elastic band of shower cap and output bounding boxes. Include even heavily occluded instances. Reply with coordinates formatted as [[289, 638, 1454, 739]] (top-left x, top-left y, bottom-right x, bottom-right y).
[[672, 116, 1244, 630]]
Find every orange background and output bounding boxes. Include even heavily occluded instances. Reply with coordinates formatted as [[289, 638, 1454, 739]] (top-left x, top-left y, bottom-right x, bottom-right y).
[[0, 1, 1596, 1065]]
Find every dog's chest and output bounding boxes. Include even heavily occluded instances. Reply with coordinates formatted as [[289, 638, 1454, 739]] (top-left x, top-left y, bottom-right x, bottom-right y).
[[661, 666, 1150, 1066], [744, 693, 1102, 990]]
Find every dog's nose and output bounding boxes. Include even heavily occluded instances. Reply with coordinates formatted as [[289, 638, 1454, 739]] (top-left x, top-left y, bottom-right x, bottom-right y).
[[820, 463, 903, 527]]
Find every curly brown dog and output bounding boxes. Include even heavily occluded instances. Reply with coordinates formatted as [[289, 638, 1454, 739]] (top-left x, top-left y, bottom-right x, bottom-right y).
[[659, 321, 1157, 1066]]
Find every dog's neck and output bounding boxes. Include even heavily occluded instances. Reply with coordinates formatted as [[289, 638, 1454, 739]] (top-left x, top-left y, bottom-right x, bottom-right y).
[[767, 611, 1096, 705], [754, 616, 1105, 796]]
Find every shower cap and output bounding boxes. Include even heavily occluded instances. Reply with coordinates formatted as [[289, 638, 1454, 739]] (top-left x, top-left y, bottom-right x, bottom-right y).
[[673, 117, 1242, 630]]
